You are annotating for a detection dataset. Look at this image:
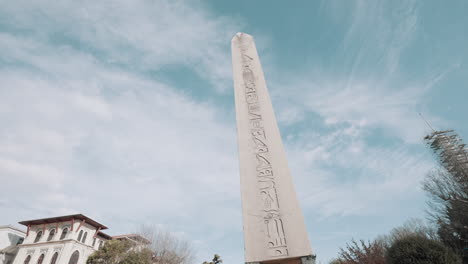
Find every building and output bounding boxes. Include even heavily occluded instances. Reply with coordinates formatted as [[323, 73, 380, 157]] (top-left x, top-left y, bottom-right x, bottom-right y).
[[11, 214, 113, 264], [0, 225, 26, 264], [2, 214, 150, 264], [112, 234, 150, 245], [112, 234, 151, 252]]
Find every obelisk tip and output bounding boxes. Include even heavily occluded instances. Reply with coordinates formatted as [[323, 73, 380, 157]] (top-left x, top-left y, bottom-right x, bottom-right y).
[[231, 32, 253, 42]]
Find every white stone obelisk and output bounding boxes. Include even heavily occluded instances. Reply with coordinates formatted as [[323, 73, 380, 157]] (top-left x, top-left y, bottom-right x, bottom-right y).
[[231, 32, 315, 264]]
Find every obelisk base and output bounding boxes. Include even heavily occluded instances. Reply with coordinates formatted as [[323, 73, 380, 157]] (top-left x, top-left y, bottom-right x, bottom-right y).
[[246, 255, 316, 264]]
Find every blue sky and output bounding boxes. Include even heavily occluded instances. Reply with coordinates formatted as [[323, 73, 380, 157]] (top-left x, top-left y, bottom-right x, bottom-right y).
[[1, 0, 468, 263]]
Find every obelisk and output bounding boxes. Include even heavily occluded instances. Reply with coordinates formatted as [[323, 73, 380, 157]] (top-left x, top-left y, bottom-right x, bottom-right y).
[[231, 32, 315, 264]]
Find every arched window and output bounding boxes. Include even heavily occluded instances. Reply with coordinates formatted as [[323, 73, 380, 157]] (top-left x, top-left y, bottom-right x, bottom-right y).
[[81, 232, 88, 244], [68, 251, 79, 264], [24, 255, 31, 264], [34, 231, 43, 243], [92, 238, 96, 247], [37, 254, 45, 264], [60, 228, 68, 240], [50, 252, 59, 264], [47, 229, 56, 241], [77, 230, 83, 241]]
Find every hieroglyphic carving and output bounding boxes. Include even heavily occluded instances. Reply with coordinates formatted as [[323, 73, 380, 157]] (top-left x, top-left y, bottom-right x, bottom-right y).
[[240, 42, 288, 258]]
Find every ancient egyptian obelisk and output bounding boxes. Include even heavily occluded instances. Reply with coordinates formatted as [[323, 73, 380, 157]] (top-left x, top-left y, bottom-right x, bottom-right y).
[[232, 32, 315, 264]]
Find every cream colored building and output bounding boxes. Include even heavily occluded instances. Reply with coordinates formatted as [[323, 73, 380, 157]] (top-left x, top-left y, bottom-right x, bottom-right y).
[[0, 225, 26, 264], [11, 214, 112, 264]]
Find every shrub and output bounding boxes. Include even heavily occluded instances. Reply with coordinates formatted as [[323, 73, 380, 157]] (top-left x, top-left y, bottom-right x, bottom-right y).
[[386, 235, 461, 264]]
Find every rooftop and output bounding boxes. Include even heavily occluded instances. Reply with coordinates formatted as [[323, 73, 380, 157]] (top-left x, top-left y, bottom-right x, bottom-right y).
[[112, 234, 151, 244], [0, 225, 26, 234], [18, 214, 108, 230], [97, 231, 112, 240]]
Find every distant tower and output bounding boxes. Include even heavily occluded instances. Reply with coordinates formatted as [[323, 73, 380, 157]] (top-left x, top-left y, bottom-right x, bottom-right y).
[[231, 32, 315, 264]]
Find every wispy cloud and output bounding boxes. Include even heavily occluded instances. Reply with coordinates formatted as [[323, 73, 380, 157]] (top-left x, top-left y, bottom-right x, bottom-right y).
[[2, 1, 465, 263], [0, 0, 239, 92], [0, 0, 242, 262], [266, 0, 443, 219], [288, 131, 433, 217]]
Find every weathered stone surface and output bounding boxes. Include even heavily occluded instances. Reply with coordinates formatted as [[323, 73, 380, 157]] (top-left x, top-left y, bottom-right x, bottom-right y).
[[231, 32, 314, 263]]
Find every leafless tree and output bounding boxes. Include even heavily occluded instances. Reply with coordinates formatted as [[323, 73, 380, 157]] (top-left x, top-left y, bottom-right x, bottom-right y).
[[137, 225, 195, 264], [423, 130, 468, 259], [424, 130, 468, 207], [335, 239, 386, 264], [376, 218, 439, 248]]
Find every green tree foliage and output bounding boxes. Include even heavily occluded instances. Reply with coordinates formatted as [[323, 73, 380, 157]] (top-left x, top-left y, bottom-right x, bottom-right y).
[[423, 130, 468, 261], [331, 219, 443, 264], [334, 239, 385, 264], [202, 254, 222, 264], [386, 235, 461, 264], [87, 240, 153, 264]]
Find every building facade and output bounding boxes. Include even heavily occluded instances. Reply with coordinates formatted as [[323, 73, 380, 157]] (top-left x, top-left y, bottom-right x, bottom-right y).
[[0, 225, 26, 264], [10, 215, 112, 264]]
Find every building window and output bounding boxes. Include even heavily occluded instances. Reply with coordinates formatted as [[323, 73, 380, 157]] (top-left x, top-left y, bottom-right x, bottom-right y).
[[47, 229, 56, 241], [16, 237, 24, 245], [92, 238, 96, 247], [24, 255, 31, 264], [82, 232, 88, 244], [37, 254, 45, 264], [77, 230, 83, 241], [60, 228, 69, 240], [50, 252, 59, 264], [98, 240, 103, 250], [68, 251, 79, 264], [34, 231, 43, 243]]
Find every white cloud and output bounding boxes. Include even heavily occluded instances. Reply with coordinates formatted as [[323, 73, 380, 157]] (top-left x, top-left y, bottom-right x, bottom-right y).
[[305, 81, 428, 143], [0, 1, 243, 262], [286, 126, 433, 218], [267, 0, 439, 216], [0, 0, 240, 92], [1, 1, 459, 263]]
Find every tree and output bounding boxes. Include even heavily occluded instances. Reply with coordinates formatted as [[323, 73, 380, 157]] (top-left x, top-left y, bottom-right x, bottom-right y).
[[87, 239, 153, 264], [333, 219, 439, 264], [376, 218, 439, 249], [423, 130, 468, 260], [334, 239, 385, 264], [202, 254, 222, 264], [138, 225, 194, 264], [386, 235, 461, 264]]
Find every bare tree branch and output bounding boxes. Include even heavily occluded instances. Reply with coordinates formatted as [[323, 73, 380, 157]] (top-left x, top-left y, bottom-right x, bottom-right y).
[[423, 130, 468, 259], [137, 225, 195, 264]]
